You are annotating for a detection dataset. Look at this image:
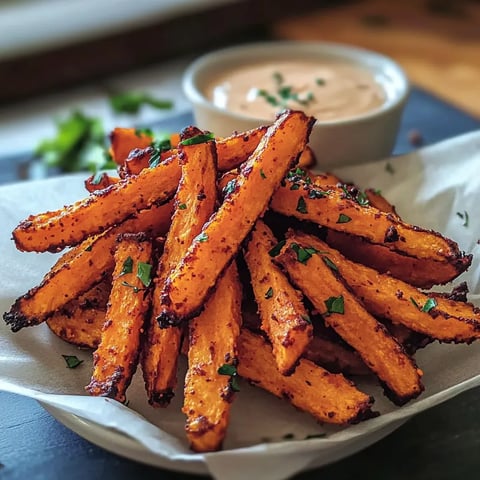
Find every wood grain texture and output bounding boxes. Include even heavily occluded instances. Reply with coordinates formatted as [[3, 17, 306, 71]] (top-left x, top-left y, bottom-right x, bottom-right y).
[[273, 0, 480, 118]]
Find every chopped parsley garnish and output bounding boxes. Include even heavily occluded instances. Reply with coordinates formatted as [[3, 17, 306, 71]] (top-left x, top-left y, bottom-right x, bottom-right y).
[[84, 244, 93, 252], [290, 183, 300, 191], [410, 297, 437, 313], [260, 169, 267, 179], [91, 171, 105, 185], [35, 110, 114, 173], [120, 256, 134, 276], [385, 161, 395, 174], [290, 243, 319, 264], [457, 210, 469, 227], [296, 196, 308, 214], [356, 191, 369, 206], [137, 262, 153, 287], [265, 287, 274, 299], [324, 295, 345, 315], [179, 132, 215, 146], [218, 363, 240, 392], [178, 203, 187, 210], [109, 91, 173, 114], [149, 134, 173, 168], [337, 213, 351, 223], [315, 78, 326, 86], [121, 281, 142, 293], [196, 232, 209, 243], [308, 188, 330, 199], [268, 239, 286, 257], [257, 73, 316, 110], [301, 314, 312, 324], [322, 256, 338, 271], [134, 127, 154, 137], [62, 355, 83, 369], [223, 178, 237, 196]]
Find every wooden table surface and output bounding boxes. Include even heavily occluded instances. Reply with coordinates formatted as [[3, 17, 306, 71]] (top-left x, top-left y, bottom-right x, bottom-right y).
[[273, 0, 480, 118]]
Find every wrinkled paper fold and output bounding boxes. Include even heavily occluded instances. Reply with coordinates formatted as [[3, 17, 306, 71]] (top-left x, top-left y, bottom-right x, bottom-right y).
[[1, 130, 480, 480]]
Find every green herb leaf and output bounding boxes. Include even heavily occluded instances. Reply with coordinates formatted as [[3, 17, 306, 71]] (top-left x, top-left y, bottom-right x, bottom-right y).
[[35, 110, 110, 173], [223, 179, 237, 196], [324, 295, 344, 314], [196, 232, 208, 243], [421, 297, 437, 313], [179, 132, 215, 146], [337, 213, 351, 224], [110, 91, 173, 114], [290, 183, 300, 191], [322, 256, 338, 271], [301, 314, 312, 324], [260, 169, 267, 179], [178, 203, 187, 210], [385, 162, 395, 174], [84, 244, 93, 252], [356, 191, 369, 206], [62, 355, 83, 369], [268, 239, 286, 257], [290, 243, 319, 264], [315, 78, 326, 86], [121, 281, 141, 293], [410, 297, 421, 310], [134, 127, 154, 137], [137, 262, 153, 287], [296, 196, 308, 214], [457, 210, 469, 227], [218, 363, 240, 392], [265, 287, 274, 299], [120, 256, 134, 276]]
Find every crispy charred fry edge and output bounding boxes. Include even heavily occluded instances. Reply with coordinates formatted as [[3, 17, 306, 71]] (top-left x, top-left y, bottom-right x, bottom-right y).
[[158, 110, 315, 327], [5, 109, 480, 452], [184, 263, 242, 452], [270, 170, 470, 269], [244, 220, 313, 375], [238, 329, 376, 424], [87, 233, 153, 403], [290, 231, 480, 343], [4, 202, 172, 332], [143, 139, 218, 407]]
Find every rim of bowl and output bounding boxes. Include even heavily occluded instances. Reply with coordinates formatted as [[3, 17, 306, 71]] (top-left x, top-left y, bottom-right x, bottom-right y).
[[182, 40, 410, 127]]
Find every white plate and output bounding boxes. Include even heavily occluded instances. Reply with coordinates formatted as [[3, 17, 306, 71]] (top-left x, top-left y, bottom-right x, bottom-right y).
[[1, 131, 480, 480]]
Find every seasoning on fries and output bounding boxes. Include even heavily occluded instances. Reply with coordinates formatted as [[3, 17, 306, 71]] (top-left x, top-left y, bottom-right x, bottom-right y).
[[3, 109, 478, 452]]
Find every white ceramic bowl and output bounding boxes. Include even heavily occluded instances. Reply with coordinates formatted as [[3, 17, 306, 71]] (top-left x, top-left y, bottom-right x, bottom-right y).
[[182, 41, 409, 170]]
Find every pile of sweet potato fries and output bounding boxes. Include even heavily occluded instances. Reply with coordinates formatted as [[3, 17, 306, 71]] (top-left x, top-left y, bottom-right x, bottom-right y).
[[4, 110, 479, 452]]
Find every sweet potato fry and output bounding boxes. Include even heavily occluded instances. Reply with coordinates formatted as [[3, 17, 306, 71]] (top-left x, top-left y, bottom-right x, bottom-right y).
[[275, 235, 424, 405], [244, 220, 313, 374], [84, 172, 120, 193], [269, 172, 469, 268], [183, 263, 242, 452], [86, 233, 153, 403], [325, 230, 467, 288], [46, 280, 109, 349], [158, 110, 315, 326], [13, 156, 180, 253], [110, 127, 153, 165], [4, 202, 173, 331], [237, 329, 375, 423], [285, 231, 480, 343], [142, 139, 217, 407], [297, 146, 316, 169]]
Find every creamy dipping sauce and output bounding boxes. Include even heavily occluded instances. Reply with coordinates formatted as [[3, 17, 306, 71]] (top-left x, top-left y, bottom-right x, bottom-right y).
[[207, 60, 386, 121]]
